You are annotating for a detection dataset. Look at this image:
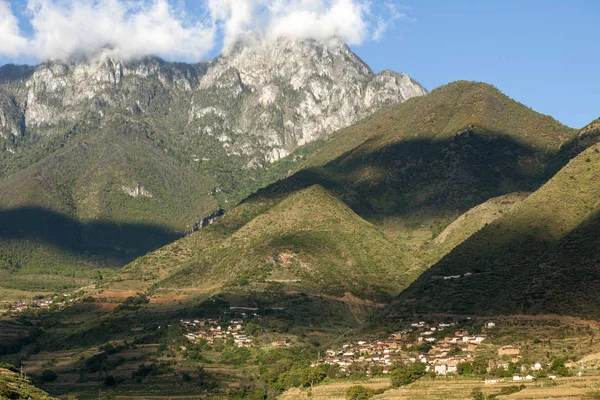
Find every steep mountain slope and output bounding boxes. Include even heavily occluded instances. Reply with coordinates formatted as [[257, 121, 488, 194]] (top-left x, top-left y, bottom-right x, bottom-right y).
[[424, 192, 530, 265], [388, 120, 600, 317], [152, 185, 419, 301], [189, 38, 426, 161], [0, 39, 425, 290], [0, 115, 217, 290], [242, 81, 575, 244], [0, 38, 425, 171], [0, 38, 426, 287], [110, 81, 576, 309]]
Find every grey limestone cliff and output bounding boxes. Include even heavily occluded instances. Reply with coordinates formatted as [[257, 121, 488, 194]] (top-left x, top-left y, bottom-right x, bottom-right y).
[[0, 38, 426, 163]]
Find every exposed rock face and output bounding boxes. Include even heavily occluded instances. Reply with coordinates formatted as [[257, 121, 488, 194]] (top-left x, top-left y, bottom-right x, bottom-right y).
[[0, 38, 426, 162], [122, 184, 154, 198], [190, 38, 427, 161], [0, 90, 24, 139]]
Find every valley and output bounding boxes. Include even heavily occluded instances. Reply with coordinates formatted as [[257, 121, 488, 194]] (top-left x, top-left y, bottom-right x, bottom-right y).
[[0, 16, 598, 400]]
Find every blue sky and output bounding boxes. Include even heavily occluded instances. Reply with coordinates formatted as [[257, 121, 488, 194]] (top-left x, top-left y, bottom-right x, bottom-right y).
[[353, 0, 600, 128], [1, 0, 598, 128]]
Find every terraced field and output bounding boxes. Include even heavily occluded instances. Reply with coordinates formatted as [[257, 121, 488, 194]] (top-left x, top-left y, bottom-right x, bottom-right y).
[[282, 376, 600, 399]]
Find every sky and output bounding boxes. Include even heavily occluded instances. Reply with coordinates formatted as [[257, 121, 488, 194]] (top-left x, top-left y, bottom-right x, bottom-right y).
[[0, 0, 598, 128]]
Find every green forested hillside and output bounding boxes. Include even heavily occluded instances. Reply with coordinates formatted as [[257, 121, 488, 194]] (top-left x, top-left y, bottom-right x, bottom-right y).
[[0, 115, 218, 290], [155, 185, 420, 301], [110, 81, 578, 307], [388, 128, 600, 317], [0, 368, 57, 400], [0, 107, 322, 291], [241, 81, 575, 246]]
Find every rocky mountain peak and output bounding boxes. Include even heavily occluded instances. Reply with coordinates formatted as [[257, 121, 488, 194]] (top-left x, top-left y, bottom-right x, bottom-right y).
[[0, 37, 426, 162], [190, 37, 427, 162]]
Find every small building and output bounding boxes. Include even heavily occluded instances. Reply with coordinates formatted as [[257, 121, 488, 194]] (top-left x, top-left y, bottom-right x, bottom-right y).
[[485, 377, 502, 384]]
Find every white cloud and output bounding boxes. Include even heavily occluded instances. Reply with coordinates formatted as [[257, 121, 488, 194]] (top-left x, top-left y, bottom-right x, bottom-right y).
[[0, 0, 412, 62], [25, 0, 215, 62], [0, 1, 28, 58], [372, 3, 415, 41], [265, 0, 370, 46]]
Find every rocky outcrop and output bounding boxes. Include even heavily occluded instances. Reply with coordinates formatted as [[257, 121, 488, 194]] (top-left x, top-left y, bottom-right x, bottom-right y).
[[189, 38, 427, 161], [0, 90, 24, 139], [122, 184, 154, 199], [186, 208, 225, 234], [0, 38, 426, 162]]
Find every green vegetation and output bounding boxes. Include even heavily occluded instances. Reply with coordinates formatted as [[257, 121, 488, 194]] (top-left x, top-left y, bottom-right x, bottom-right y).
[[391, 136, 600, 317], [109, 81, 578, 303], [0, 111, 320, 292], [389, 362, 427, 387], [0, 368, 58, 399], [154, 184, 419, 301], [346, 385, 376, 399], [2, 78, 599, 399]]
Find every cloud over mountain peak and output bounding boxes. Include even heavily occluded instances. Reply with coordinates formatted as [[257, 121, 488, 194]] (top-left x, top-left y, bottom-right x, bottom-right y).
[[0, 0, 411, 63]]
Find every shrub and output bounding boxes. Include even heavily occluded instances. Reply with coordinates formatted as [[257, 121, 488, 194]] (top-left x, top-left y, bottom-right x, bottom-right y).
[[104, 375, 117, 386], [390, 362, 426, 387], [346, 385, 375, 400], [41, 369, 58, 382]]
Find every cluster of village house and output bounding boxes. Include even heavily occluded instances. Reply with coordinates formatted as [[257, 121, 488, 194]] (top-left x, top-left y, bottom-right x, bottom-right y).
[[180, 312, 291, 348], [181, 317, 254, 347], [7, 294, 74, 315], [312, 321, 556, 382]]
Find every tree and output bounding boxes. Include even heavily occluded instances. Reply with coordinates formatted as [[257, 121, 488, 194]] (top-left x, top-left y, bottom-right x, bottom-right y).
[[104, 375, 117, 386], [346, 385, 375, 400], [473, 356, 490, 375], [550, 358, 570, 376], [370, 365, 384, 376], [390, 362, 426, 387], [302, 366, 326, 388], [457, 362, 474, 375], [471, 387, 485, 400], [41, 369, 58, 382], [327, 363, 343, 379]]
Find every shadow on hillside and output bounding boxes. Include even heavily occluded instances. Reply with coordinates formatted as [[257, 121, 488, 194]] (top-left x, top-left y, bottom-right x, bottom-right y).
[[247, 128, 585, 221], [0, 64, 35, 84], [380, 206, 600, 318], [0, 207, 181, 268]]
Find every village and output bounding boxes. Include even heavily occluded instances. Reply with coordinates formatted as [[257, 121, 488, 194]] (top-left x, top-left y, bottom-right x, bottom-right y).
[[179, 311, 292, 348], [5, 293, 75, 315], [311, 320, 558, 383]]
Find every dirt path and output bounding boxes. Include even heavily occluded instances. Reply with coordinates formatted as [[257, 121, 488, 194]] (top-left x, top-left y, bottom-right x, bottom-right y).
[[316, 292, 385, 308], [390, 312, 598, 328]]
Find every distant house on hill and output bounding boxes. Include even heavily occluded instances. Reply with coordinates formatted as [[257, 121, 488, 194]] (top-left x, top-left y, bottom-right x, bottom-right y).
[[485, 377, 502, 384]]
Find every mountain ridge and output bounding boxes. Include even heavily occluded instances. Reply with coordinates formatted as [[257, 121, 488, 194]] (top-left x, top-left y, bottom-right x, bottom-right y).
[[0, 38, 426, 291], [107, 81, 579, 310], [387, 118, 600, 317]]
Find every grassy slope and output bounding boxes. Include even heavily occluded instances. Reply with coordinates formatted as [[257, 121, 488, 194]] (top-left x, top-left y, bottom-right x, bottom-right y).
[[424, 192, 530, 265], [0, 368, 58, 400], [112, 81, 577, 303], [0, 114, 218, 290], [389, 134, 600, 317], [261, 81, 574, 245], [153, 185, 419, 302]]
